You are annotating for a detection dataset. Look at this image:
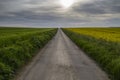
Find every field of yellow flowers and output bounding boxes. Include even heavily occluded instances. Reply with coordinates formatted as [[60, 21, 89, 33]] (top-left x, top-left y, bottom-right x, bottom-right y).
[[68, 28, 120, 42]]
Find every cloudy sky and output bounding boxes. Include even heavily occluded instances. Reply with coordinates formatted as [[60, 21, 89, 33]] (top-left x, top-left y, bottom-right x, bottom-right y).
[[0, 0, 120, 27]]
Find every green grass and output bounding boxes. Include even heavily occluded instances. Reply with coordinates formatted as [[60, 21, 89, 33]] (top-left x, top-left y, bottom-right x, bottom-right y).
[[0, 27, 57, 80], [62, 28, 120, 80]]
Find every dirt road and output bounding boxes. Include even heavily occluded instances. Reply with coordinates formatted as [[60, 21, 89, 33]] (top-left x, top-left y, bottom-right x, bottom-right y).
[[17, 29, 110, 80]]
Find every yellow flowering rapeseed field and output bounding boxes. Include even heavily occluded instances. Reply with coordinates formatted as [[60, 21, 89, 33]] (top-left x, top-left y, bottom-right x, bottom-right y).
[[67, 28, 120, 42]]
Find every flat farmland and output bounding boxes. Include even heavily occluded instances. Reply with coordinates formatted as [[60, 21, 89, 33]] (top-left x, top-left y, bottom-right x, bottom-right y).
[[0, 27, 57, 80], [1, 27, 119, 80], [63, 28, 120, 80]]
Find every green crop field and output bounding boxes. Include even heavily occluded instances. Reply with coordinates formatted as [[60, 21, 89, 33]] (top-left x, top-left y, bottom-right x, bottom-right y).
[[0, 27, 57, 80], [62, 28, 120, 80]]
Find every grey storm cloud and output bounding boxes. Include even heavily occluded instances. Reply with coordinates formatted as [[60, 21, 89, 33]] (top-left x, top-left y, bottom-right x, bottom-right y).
[[72, 0, 120, 14], [0, 0, 28, 13], [72, 3, 106, 14], [0, 0, 120, 27]]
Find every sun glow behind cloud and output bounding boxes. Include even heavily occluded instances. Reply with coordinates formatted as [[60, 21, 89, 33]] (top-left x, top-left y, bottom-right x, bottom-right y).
[[60, 0, 75, 8]]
